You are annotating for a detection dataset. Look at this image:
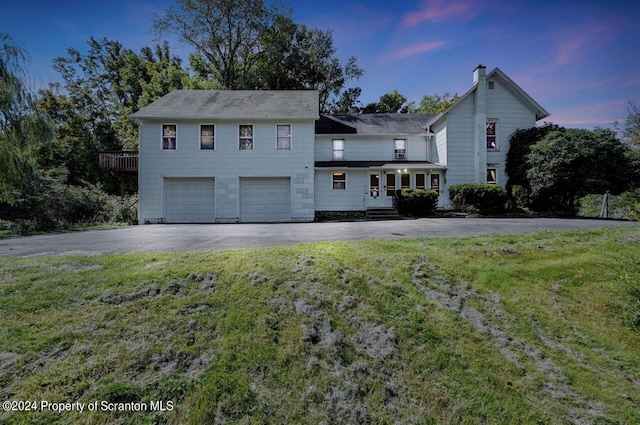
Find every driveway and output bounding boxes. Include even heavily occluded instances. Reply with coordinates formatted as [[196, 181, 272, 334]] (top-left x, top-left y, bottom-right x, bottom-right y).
[[0, 218, 636, 258]]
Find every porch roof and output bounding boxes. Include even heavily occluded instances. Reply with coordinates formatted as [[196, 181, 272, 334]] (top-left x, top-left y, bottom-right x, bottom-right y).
[[315, 160, 446, 170]]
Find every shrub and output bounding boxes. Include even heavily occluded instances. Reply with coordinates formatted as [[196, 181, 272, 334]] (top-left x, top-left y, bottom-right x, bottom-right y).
[[449, 183, 507, 215], [1, 168, 139, 234], [395, 189, 438, 217]]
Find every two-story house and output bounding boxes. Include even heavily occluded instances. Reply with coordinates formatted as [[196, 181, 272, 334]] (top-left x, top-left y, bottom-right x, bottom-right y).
[[130, 65, 549, 223]]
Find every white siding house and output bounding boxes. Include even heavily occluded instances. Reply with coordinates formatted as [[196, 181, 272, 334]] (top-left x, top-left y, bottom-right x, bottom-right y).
[[130, 91, 319, 223], [131, 66, 548, 223]]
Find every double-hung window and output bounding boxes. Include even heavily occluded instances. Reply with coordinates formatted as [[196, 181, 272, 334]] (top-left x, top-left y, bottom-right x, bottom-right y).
[[200, 125, 214, 150], [162, 124, 177, 150], [486, 120, 497, 150], [332, 139, 345, 160], [394, 139, 406, 159], [277, 124, 291, 150], [239, 125, 253, 150], [332, 172, 346, 190]]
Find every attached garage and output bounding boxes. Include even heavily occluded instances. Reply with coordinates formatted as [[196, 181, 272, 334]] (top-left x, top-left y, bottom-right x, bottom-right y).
[[165, 178, 215, 223], [240, 177, 291, 222]]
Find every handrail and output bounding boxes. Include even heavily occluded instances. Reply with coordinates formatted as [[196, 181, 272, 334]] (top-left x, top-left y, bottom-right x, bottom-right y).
[[98, 151, 138, 173]]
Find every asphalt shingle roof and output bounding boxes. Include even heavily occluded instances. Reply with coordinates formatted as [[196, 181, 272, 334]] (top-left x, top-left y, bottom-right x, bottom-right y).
[[316, 114, 435, 135], [130, 90, 320, 120]]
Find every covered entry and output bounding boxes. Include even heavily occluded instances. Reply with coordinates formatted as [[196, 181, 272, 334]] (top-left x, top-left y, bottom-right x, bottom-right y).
[[240, 177, 291, 222], [164, 178, 216, 223]]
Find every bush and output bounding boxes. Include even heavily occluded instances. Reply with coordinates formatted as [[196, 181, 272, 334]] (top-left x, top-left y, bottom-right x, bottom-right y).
[[449, 183, 507, 215], [395, 189, 439, 217], [0, 168, 138, 234]]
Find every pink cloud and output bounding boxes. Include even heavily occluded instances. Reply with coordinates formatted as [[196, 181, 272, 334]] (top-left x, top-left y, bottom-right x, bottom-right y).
[[384, 41, 448, 62], [403, 0, 477, 26], [550, 99, 627, 127]]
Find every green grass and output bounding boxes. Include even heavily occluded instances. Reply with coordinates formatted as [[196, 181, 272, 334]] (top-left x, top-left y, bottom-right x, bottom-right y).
[[1, 226, 640, 424]]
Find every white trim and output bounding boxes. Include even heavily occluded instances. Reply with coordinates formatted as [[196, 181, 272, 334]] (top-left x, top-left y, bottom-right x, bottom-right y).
[[239, 124, 254, 151], [199, 123, 215, 151], [276, 123, 292, 150], [161, 124, 177, 150], [331, 172, 347, 190]]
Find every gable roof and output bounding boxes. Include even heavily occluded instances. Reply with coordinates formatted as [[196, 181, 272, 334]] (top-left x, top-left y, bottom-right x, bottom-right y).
[[426, 67, 550, 128], [129, 90, 320, 120], [316, 113, 435, 136]]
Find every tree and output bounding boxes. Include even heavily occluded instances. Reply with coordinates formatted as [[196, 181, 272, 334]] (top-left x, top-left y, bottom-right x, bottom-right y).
[[0, 33, 53, 205], [154, 0, 286, 90], [505, 122, 563, 194], [414, 92, 460, 114], [622, 99, 640, 149], [362, 90, 411, 113], [154, 0, 363, 112], [525, 128, 639, 214]]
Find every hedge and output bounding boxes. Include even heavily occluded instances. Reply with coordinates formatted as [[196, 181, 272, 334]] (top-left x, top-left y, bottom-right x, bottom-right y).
[[449, 183, 507, 215], [395, 189, 439, 217]]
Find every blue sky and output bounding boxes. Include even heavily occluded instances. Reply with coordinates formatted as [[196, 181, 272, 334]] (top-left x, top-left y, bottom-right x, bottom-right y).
[[2, 0, 639, 129]]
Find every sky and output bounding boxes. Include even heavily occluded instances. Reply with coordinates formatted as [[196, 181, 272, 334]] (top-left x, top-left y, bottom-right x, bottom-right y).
[[2, 0, 640, 130]]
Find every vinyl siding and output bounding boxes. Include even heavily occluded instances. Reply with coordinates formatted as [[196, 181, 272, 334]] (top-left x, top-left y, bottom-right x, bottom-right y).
[[138, 119, 315, 223], [314, 135, 429, 162]]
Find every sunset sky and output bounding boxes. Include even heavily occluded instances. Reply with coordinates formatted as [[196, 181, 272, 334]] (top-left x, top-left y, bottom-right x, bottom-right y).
[[2, 0, 639, 129]]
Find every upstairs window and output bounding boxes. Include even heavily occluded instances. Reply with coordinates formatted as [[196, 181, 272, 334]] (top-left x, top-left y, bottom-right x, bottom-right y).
[[332, 139, 345, 160], [486, 120, 497, 150], [162, 124, 177, 150], [277, 124, 291, 150], [200, 124, 214, 150], [239, 125, 253, 150], [332, 172, 346, 190], [394, 138, 407, 159]]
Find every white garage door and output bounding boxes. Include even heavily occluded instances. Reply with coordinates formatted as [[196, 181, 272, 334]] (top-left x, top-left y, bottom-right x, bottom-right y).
[[165, 178, 215, 223], [240, 177, 291, 222]]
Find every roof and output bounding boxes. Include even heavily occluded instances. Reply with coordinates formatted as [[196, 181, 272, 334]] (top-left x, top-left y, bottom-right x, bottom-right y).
[[316, 114, 435, 135], [426, 67, 550, 128], [315, 160, 446, 170], [129, 90, 320, 120]]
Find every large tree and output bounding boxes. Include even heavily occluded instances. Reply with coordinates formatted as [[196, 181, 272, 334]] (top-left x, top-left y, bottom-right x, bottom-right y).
[[38, 38, 191, 188], [0, 33, 53, 205], [524, 128, 640, 214], [154, 0, 363, 112]]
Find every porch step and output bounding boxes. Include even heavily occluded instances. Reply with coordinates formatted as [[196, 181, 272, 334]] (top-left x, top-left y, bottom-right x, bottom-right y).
[[366, 208, 401, 220]]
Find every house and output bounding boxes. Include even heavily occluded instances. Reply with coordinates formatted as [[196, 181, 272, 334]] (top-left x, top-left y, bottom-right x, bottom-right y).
[[130, 65, 549, 223]]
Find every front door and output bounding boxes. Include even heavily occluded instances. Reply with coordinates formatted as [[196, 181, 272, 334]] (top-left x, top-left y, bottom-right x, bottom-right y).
[[368, 173, 383, 207]]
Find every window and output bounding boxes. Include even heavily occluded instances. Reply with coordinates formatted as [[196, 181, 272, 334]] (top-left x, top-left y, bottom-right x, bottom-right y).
[[200, 125, 214, 150], [277, 124, 291, 150], [488, 80, 495, 90], [332, 139, 345, 160], [370, 174, 380, 197], [386, 173, 395, 197], [394, 138, 407, 160], [401, 173, 410, 189], [332, 172, 346, 190], [162, 124, 176, 150], [430, 174, 440, 192], [239, 125, 253, 150], [486, 120, 497, 150], [487, 168, 497, 184], [416, 173, 426, 189]]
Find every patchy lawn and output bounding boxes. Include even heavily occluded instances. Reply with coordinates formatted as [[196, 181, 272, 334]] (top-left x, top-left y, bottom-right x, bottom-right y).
[[1, 226, 639, 424]]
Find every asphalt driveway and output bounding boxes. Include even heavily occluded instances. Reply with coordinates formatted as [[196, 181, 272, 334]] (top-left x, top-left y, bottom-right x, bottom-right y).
[[0, 218, 636, 258]]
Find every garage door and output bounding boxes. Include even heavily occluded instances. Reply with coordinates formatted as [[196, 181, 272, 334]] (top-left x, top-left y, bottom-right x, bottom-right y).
[[165, 178, 215, 223], [240, 177, 291, 222]]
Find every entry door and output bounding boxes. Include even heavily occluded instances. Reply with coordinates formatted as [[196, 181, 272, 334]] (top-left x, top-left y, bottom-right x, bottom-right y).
[[368, 173, 383, 207]]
